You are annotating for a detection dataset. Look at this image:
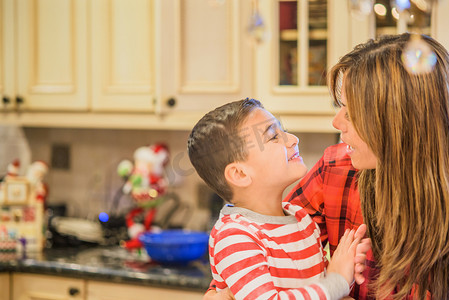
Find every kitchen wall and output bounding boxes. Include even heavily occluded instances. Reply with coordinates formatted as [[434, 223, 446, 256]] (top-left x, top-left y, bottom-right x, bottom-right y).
[[23, 127, 338, 231]]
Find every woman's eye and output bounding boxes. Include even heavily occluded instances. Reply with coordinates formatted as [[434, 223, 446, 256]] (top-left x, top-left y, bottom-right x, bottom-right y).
[[344, 112, 350, 121]]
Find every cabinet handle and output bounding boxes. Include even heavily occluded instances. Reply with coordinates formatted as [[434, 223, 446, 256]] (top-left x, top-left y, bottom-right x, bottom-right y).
[[16, 96, 24, 105], [68, 287, 80, 296], [2, 96, 10, 105], [166, 97, 177, 107]]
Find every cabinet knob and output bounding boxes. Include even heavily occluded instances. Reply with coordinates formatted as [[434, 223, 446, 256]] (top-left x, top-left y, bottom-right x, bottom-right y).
[[167, 97, 177, 107], [16, 96, 24, 105], [2, 96, 10, 104], [68, 287, 80, 296]]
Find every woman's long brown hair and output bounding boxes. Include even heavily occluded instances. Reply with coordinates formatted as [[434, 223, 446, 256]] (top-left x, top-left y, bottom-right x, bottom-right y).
[[329, 33, 449, 299]]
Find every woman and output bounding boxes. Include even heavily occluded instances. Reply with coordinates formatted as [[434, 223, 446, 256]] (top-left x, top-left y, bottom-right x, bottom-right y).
[[206, 33, 449, 299], [329, 33, 449, 299]]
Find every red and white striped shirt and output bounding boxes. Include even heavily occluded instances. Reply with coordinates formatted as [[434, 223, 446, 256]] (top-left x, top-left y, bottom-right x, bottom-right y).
[[209, 202, 349, 300]]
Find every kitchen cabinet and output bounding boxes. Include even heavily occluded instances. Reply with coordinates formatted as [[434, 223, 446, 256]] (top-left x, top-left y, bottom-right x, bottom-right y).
[[253, 0, 371, 132], [0, 0, 253, 129], [255, 1, 337, 112], [12, 273, 85, 300], [91, 0, 252, 114], [5, 0, 153, 112], [253, 0, 449, 132], [157, 0, 253, 115], [88, 281, 203, 300], [90, 0, 157, 112], [433, 0, 449, 51], [0, 0, 15, 111], [0, 273, 10, 300], [11, 273, 203, 300], [4, 1, 448, 131], [255, 0, 368, 123], [14, 0, 89, 111]]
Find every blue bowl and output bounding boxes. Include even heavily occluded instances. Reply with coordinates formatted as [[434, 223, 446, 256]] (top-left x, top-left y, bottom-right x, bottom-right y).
[[138, 230, 209, 264]]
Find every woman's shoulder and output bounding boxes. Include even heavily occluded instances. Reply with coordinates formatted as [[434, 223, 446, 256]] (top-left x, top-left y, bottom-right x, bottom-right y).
[[323, 143, 357, 170]]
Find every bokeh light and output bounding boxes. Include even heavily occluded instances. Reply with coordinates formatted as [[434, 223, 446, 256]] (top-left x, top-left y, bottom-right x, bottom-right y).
[[401, 35, 437, 74], [394, 0, 411, 11], [374, 3, 388, 16], [99, 212, 109, 223]]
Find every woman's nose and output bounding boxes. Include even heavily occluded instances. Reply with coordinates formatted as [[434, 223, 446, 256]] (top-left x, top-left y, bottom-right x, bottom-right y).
[[332, 109, 346, 132]]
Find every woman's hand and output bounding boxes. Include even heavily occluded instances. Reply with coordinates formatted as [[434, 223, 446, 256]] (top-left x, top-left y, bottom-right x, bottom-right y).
[[353, 224, 371, 284], [354, 232, 371, 283], [203, 288, 235, 300]]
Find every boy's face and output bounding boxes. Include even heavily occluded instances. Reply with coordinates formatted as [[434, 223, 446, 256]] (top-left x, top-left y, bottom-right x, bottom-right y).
[[239, 108, 307, 191]]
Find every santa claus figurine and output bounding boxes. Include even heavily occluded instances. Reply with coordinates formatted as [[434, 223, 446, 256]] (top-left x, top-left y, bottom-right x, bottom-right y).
[[117, 143, 169, 249], [118, 144, 169, 201]]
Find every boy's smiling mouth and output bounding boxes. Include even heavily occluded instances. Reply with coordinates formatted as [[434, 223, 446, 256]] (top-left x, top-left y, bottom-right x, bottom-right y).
[[288, 152, 301, 161]]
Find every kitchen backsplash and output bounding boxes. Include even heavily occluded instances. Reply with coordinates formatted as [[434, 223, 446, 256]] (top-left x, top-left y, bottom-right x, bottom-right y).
[[21, 127, 338, 231]]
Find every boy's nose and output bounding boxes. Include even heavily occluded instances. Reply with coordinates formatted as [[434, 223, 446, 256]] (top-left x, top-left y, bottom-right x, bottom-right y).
[[285, 132, 299, 148]]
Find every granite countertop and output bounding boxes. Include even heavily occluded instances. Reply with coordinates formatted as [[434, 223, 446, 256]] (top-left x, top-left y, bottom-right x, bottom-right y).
[[0, 246, 213, 292]]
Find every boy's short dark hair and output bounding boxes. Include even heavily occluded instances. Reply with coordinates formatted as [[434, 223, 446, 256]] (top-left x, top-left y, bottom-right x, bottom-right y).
[[187, 98, 263, 201]]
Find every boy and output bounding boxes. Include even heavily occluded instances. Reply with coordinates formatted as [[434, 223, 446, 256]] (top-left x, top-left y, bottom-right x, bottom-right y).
[[188, 98, 369, 300]]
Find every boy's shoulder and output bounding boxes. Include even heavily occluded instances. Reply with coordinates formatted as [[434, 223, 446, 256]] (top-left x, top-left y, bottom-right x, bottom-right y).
[[212, 205, 278, 232], [283, 201, 310, 218], [212, 205, 256, 229], [282, 202, 319, 231], [209, 207, 263, 247], [210, 205, 299, 239]]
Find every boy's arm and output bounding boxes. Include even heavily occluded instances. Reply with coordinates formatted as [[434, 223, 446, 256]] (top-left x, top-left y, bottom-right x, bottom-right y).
[[212, 224, 349, 300]]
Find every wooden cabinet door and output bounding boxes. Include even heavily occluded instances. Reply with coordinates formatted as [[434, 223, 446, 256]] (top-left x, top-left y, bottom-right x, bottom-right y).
[[90, 0, 157, 112], [0, 0, 15, 111], [88, 281, 203, 300], [434, 0, 449, 50], [12, 273, 85, 300], [158, 0, 253, 115], [254, 0, 336, 116], [252, 0, 371, 132], [0, 273, 10, 300], [15, 0, 88, 111]]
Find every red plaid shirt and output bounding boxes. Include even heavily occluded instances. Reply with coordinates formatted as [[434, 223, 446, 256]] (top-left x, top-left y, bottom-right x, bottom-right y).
[[286, 143, 432, 300]]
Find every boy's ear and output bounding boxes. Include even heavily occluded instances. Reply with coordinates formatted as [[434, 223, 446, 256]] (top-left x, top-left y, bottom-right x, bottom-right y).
[[224, 162, 252, 187]]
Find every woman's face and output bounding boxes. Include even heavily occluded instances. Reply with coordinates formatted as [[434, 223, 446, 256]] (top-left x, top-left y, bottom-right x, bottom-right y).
[[332, 84, 377, 170]]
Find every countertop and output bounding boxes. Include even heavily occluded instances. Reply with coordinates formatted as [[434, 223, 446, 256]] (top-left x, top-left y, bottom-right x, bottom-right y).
[[0, 246, 213, 292]]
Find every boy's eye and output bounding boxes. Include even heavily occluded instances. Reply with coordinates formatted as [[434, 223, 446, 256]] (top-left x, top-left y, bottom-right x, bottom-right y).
[[269, 133, 279, 141]]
